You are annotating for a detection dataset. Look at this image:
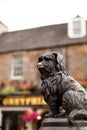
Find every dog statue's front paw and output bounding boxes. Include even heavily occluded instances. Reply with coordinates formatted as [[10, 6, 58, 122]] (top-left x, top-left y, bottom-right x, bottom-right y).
[[44, 111, 55, 118], [44, 111, 67, 118]]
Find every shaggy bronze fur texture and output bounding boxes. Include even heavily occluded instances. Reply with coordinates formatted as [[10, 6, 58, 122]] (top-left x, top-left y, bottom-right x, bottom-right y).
[[37, 52, 87, 125]]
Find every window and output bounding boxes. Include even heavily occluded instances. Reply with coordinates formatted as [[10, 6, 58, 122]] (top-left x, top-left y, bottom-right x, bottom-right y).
[[73, 21, 81, 34], [68, 16, 86, 38], [10, 55, 23, 80]]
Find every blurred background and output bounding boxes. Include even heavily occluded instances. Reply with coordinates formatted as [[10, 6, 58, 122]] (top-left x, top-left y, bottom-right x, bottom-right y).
[[0, 0, 87, 130]]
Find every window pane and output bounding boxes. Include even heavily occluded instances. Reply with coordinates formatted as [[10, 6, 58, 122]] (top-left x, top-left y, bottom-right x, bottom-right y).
[[73, 21, 81, 34], [11, 55, 23, 79]]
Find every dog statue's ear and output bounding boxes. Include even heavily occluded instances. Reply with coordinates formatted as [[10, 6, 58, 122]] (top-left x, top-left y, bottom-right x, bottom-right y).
[[52, 52, 65, 71], [52, 52, 63, 64]]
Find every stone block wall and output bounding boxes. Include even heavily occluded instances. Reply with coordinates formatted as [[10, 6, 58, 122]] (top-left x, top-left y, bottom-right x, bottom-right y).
[[0, 44, 87, 87]]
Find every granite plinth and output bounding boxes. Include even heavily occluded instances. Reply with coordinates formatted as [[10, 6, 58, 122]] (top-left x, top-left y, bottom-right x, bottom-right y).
[[39, 118, 87, 130]]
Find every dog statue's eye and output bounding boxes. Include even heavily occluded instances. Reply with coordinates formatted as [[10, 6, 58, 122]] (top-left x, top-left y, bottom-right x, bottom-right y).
[[38, 57, 43, 62], [44, 57, 51, 61]]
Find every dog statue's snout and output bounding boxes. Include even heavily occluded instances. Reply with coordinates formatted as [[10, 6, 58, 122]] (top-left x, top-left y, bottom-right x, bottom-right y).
[[37, 62, 43, 69]]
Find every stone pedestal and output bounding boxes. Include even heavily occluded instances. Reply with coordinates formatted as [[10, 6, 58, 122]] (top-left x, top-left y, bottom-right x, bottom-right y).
[[39, 118, 87, 130]]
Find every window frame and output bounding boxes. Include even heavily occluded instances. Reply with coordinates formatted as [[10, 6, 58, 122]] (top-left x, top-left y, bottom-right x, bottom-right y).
[[10, 54, 23, 80], [68, 16, 86, 38]]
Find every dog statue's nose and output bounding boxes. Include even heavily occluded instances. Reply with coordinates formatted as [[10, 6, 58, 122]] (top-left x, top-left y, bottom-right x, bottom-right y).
[[37, 63, 43, 68]]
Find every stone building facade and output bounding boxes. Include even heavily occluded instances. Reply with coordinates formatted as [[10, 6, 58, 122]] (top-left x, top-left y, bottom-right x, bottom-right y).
[[0, 20, 87, 130]]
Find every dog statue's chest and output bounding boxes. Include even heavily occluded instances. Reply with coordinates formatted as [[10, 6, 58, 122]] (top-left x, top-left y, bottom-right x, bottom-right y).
[[41, 74, 61, 96]]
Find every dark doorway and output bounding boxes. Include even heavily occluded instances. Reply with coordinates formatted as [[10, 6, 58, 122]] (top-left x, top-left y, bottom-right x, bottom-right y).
[[2, 111, 25, 130]]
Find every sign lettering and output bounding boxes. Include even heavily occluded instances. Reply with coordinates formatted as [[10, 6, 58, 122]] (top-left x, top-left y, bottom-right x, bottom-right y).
[[2, 96, 47, 106]]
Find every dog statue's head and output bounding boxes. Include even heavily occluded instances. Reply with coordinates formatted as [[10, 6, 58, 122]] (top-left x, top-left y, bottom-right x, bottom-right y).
[[37, 52, 65, 79]]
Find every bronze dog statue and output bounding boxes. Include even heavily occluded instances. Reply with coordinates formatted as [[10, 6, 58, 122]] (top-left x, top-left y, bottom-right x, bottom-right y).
[[37, 52, 87, 125]]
